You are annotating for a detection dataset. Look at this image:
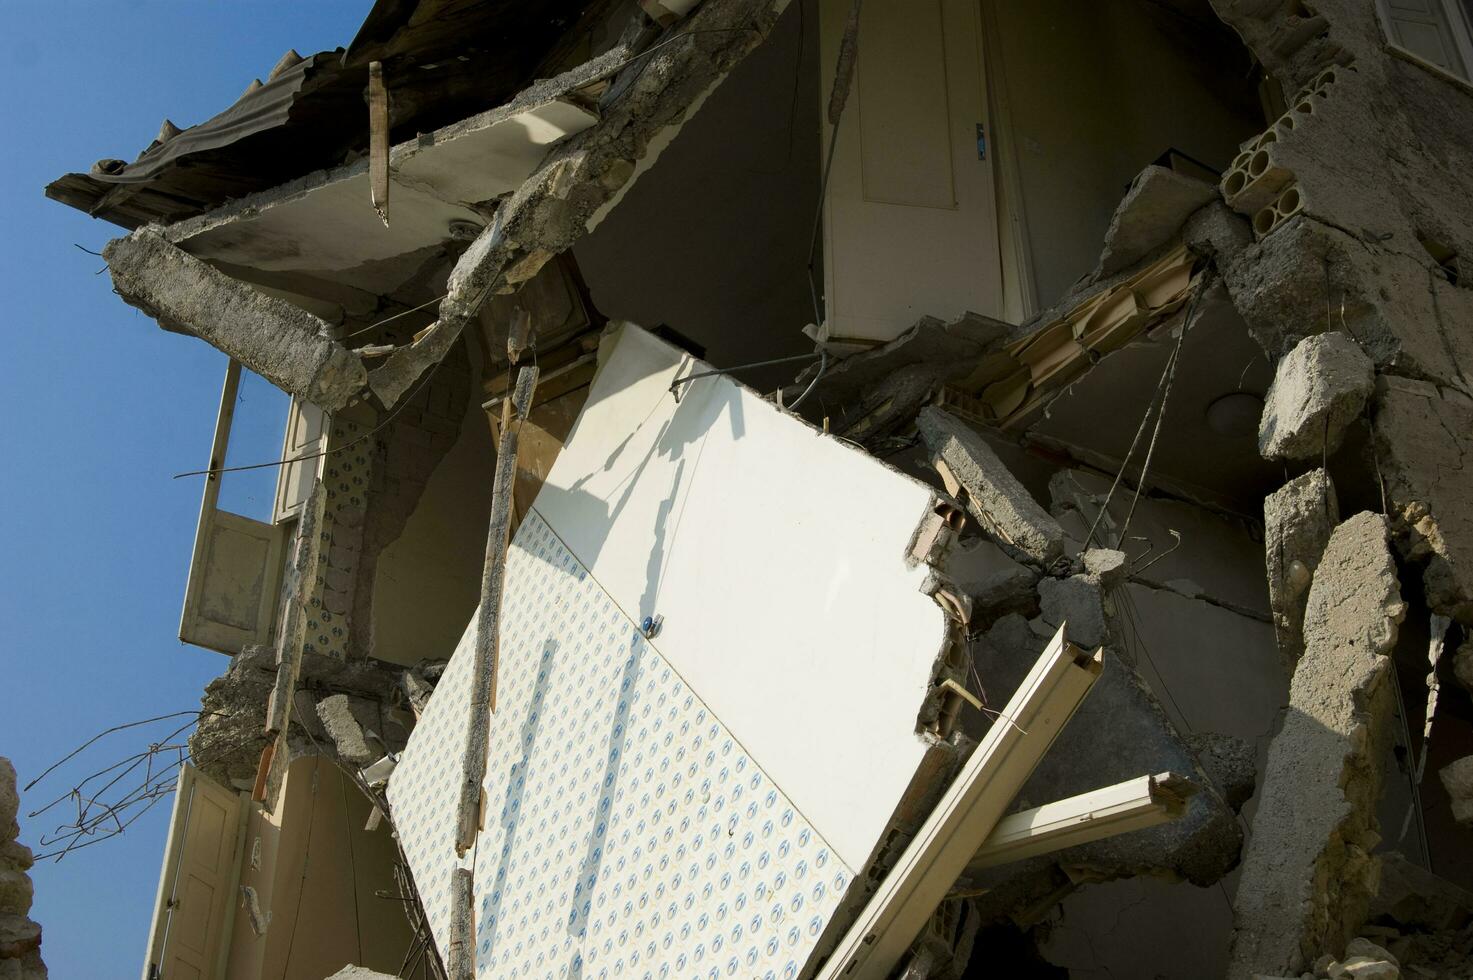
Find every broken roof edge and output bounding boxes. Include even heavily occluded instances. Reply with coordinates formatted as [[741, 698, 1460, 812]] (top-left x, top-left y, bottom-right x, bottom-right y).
[[157, 70, 611, 250]]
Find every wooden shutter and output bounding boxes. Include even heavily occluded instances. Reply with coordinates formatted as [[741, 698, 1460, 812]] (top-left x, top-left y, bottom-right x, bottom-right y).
[[1381, 0, 1473, 78], [179, 361, 287, 654], [272, 397, 327, 524], [141, 765, 248, 980]]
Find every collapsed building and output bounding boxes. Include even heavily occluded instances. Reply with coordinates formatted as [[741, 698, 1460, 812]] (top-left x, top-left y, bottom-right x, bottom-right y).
[[43, 0, 1473, 977]]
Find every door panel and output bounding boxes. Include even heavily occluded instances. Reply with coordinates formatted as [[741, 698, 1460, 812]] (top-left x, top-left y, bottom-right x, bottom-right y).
[[142, 765, 245, 980], [180, 361, 288, 655], [273, 398, 326, 524], [822, 0, 1003, 343]]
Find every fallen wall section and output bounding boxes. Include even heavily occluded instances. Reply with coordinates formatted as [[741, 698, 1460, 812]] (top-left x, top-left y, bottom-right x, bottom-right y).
[[388, 323, 957, 976]]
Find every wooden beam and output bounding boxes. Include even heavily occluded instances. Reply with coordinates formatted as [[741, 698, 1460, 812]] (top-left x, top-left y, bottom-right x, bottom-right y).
[[454, 364, 539, 857]]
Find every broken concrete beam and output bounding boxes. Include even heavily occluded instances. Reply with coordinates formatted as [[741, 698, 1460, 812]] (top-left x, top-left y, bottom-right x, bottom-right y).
[[1228, 512, 1406, 980], [1438, 755, 1473, 827], [918, 407, 1064, 567], [1259, 332, 1374, 461], [1094, 165, 1218, 279], [104, 229, 366, 412], [1264, 468, 1339, 671], [782, 311, 1012, 422], [314, 694, 380, 766], [367, 0, 795, 408]]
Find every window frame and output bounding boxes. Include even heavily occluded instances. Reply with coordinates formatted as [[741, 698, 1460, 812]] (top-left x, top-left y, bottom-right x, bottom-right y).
[[1376, 0, 1473, 89]]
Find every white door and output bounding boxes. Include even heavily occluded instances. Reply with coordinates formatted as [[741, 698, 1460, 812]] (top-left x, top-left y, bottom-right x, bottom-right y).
[[1380, 0, 1473, 78], [820, 0, 1004, 344], [272, 397, 326, 524], [141, 765, 247, 980]]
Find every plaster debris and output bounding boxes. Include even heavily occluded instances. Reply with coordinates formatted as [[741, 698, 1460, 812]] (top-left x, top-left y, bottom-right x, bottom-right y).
[[1264, 468, 1339, 670], [918, 407, 1065, 567], [103, 229, 366, 412], [326, 968, 401, 980], [1258, 332, 1374, 461], [1094, 165, 1218, 279], [1228, 513, 1406, 980], [1437, 756, 1473, 827]]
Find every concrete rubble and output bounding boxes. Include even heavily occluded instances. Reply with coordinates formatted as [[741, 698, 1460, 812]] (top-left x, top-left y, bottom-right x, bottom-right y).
[[1094, 164, 1219, 279], [0, 760, 45, 980], [1258, 331, 1374, 461], [191, 643, 412, 791], [1264, 468, 1339, 670], [1228, 513, 1406, 980], [918, 407, 1066, 568], [1438, 755, 1473, 828]]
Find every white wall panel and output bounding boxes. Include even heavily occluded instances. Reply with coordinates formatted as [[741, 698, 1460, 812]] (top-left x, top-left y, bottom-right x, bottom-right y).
[[389, 325, 948, 976], [535, 325, 946, 869]]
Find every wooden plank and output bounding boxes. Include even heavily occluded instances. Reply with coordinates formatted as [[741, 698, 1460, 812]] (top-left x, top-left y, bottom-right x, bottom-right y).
[[455, 364, 539, 856]]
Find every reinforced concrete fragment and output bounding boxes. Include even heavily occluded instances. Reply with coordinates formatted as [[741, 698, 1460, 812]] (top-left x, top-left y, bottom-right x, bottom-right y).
[[1264, 468, 1339, 670], [1227, 512, 1406, 980], [917, 407, 1065, 567], [104, 229, 367, 412], [1438, 756, 1473, 827], [1093, 165, 1218, 279], [1258, 331, 1374, 461]]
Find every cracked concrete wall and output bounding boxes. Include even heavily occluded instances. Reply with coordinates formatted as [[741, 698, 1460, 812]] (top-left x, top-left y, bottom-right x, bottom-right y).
[[1207, 0, 1473, 628], [1227, 512, 1406, 979]]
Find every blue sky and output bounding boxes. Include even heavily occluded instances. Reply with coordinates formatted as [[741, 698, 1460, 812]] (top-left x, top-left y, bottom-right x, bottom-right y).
[[0, 3, 368, 973]]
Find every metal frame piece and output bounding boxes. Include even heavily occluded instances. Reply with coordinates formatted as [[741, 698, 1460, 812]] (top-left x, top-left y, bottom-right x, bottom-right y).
[[968, 771, 1194, 872], [815, 623, 1103, 980]]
